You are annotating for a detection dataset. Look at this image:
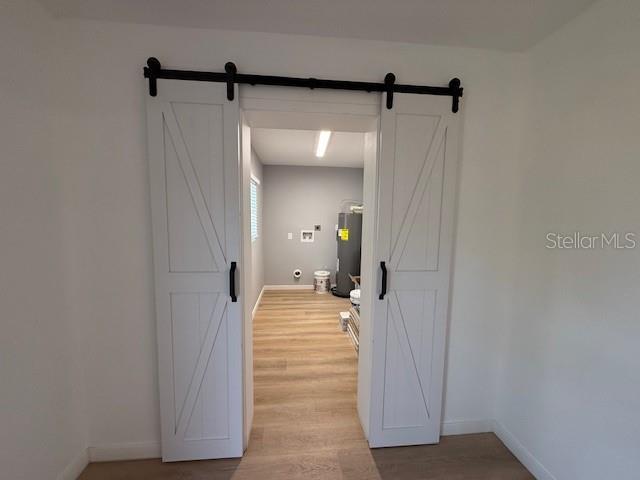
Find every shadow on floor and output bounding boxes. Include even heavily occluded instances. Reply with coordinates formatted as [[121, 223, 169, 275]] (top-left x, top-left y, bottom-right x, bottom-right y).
[[335, 434, 534, 480], [365, 434, 534, 480], [78, 457, 242, 480]]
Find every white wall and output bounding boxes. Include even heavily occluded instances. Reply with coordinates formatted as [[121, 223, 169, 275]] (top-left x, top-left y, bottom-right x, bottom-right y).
[[4, 1, 639, 476], [262, 165, 364, 286], [52, 17, 527, 453], [3, 0, 527, 461], [357, 131, 378, 438], [249, 150, 264, 307], [243, 148, 263, 447], [495, 0, 640, 478], [0, 1, 88, 478]]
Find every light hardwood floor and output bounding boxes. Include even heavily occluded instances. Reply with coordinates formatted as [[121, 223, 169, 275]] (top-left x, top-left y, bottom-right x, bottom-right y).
[[78, 290, 532, 479]]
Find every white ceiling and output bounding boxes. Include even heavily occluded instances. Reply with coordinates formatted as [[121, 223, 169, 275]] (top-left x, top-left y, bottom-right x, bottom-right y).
[[252, 128, 364, 168], [38, 0, 595, 52]]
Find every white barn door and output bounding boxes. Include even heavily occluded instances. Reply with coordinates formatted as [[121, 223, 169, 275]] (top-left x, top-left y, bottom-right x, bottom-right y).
[[146, 80, 243, 461], [369, 93, 461, 447]]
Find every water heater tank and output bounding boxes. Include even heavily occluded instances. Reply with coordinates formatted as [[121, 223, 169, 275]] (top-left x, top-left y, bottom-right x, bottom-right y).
[[333, 212, 362, 297]]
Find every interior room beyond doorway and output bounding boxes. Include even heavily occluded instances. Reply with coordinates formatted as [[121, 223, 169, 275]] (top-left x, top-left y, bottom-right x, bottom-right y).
[[242, 102, 373, 451]]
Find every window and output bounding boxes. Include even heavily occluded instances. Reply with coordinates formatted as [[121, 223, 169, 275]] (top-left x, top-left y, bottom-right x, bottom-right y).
[[250, 175, 260, 242]]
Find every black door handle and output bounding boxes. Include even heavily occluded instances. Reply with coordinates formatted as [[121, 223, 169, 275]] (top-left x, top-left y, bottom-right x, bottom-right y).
[[230, 262, 237, 302], [379, 261, 387, 300]]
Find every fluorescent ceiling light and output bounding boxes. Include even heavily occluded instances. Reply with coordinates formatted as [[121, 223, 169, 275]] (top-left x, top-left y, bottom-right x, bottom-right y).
[[315, 130, 332, 158]]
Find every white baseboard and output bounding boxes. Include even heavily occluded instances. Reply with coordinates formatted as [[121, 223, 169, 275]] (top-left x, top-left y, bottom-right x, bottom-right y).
[[57, 448, 89, 480], [263, 284, 314, 290], [88, 441, 160, 462], [252, 286, 265, 318], [441, 418, 495, 436], [493, 420, 556, 480]]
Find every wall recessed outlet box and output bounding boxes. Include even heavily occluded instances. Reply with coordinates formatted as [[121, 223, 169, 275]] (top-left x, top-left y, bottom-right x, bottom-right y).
[[287, 232, 293, 240]]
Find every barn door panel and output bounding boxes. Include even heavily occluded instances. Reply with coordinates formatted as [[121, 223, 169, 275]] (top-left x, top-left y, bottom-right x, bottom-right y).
[[370, 93, 461, 447], [146, 80, 243, 461]]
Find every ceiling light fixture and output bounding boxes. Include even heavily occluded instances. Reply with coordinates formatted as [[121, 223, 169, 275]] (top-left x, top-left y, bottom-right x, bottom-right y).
[[315, 130, 332, 158]]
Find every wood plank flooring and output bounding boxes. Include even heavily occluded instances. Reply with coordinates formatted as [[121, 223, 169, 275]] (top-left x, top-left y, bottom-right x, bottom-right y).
[[78, 290, 532, 480]]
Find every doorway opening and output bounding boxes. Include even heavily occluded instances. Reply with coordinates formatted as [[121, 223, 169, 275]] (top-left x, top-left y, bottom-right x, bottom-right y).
[[240, 95, 380, 451]]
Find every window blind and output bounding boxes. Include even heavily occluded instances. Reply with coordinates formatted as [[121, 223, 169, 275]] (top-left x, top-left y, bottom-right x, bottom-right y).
[[250, 178, 259, 242]]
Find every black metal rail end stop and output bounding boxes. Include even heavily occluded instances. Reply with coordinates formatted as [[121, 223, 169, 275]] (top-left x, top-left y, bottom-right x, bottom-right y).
[[225, 62, 237, 101], [384, 73, 396, 109], [449, 78, 462, 113], [144, 57, 161, 97]]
